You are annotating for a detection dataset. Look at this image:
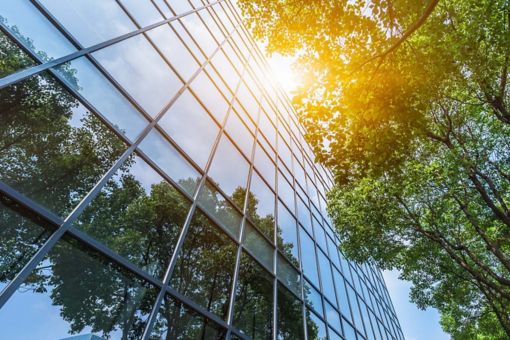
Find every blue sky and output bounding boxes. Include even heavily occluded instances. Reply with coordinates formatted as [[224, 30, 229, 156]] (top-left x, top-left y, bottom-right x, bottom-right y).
[[383, 270, 450, 340]]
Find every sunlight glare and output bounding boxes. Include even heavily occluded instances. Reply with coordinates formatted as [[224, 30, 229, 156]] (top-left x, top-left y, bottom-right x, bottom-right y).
[[266, 53, 299, 95]]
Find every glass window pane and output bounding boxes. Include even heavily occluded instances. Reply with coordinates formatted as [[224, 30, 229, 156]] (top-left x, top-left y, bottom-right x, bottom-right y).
[[278, 139, 293, 172], [318, 250, 337, 306], [203, 61, 232, 97], [277, 282, 305, 340], [259, 111, 276, 146], [304, 281, 323, 316], [39, 0, 136, 47], [147, 24, 200, 81], [181, 13, 217, 58], [233, 251, 273, 339], [0, 198, 54, 291], [325, 301, 342, 333], [0, 30, 36, 81], [247, 171, 275, 240], [73, 155, 191, 279], [225, 111, 254, 158], [55, 57, 148, 141], [0, 72, 126, 217], [236, 81, 259, 120], [170, 209, 237, 320], [208, 135, 249, 209], [120, 0, 162, 27], [198, 9, 224, 42], [168, 1, 192, 15], [329, 327, 342, 340], [306, 309, 327, 340], [190, 71, 230, 123], [277, 254, 301, 297], [254, 143, 276, 189], [314, 219, 328, 252], [297, 197, 312, 234], [243, 222, 274, 271], [152, 0, 173, 18], [326, 235, 341, 269], [138, 129, 201, 196], [150, 294, 226, 339], [93, 34, 182, 116], [347, 285, 365, 335], [276, 200, 299, 266], [278, 173, 295, 214], [212, 49, 240, 92], [343, 318, 357, 340], [197, 181, 242, 239], [0, 0, 76, 61], [159, 90, 219, 169], [0, 235, 157, 340], [300, 229, 320, 287], [333, 269, 352, 322]]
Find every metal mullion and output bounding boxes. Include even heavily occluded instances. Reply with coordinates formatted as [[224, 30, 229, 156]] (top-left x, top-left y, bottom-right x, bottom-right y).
[[240, 241, 276, 279], [141, 45, 250, 340], [275, 247, 301, 274], [221, 1, 251, 52], [140, 123, 205, 175], [274, 274, 302, 301], [211, 4, 251, 69], [0, 1, 226, 90], [0, 188, 172, 321], [164, 285, 230, 329], [225, 87, 262, 340], [0, 146, 133, 308], [0, 182, 62, 227], [197, 0, 232, 40], [198, 177, 245, 217], [29, 0, 81, 49], [271, 99, 282, 340], [170, 6, 219, 63], [209, 0, 240, 34], [187, 0, 227, 46], [201, 45, 248, 99], [279, 127, 309, 339], [195, 2, 254, 87], [150, 2, 205, 72], [115, 0, 202, 90], [67, 227, 164, 288], [127, 148, 196, 202]]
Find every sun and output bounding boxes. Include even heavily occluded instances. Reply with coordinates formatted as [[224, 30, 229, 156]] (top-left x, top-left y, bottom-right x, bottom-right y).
[[266, 53, 299, 95]]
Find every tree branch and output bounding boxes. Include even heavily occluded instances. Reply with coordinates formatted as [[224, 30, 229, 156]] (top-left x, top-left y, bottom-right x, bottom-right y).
[[357, 0, 440, 69]]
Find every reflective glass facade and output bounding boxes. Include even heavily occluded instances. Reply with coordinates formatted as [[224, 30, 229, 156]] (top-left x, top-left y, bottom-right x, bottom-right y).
[[0, 1, 404, 339]]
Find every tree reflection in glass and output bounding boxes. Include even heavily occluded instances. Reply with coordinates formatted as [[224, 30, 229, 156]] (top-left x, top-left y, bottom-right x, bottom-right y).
[[0, 30, 35, 77], [0, 235, 158, 340], [277, 283, 305, 340], [0, 197, 54, 291], [0, 33, 126, 218], [246, 171, 275, 241], [276, 200, 299, 268], [197, 180, 242, 239], [73, 155, 192, 279], [233, 251, 273, 339], [150, 294, 226, 340], [170, 209, 237, 320]]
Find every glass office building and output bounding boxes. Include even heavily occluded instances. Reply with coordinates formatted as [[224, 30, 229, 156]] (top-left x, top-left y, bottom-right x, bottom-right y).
[[0, 1, 404, 339]]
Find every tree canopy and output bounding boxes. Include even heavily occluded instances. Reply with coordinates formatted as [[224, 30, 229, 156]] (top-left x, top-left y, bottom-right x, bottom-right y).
[[239, 0, 510, 338]]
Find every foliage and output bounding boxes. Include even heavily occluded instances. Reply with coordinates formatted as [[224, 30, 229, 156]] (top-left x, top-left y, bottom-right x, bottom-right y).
[[239, 0, 510, 338]]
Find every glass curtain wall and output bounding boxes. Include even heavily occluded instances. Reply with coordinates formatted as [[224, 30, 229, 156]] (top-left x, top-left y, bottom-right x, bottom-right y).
[[0, 1, 404, 339]]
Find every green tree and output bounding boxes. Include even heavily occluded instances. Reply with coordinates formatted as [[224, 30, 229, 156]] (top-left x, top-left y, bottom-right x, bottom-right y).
[[239, 0, 510, 338]]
